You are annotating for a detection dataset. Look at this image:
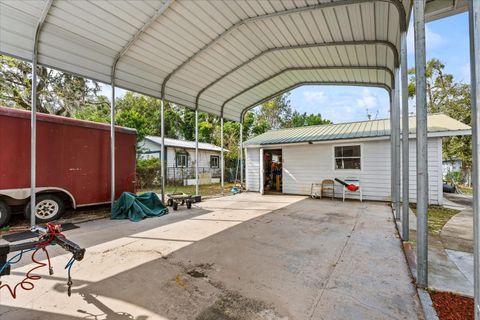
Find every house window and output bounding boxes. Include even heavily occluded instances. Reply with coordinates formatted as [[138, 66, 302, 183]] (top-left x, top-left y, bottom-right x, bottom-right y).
[[176, 153, 188, 167], [334, 145, 361, 170], [210, 155, 219, 168]]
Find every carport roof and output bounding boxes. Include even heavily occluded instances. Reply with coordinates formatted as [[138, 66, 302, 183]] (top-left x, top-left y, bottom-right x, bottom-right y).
[[0, 0, 413, 122], [244, 114, 471, 146]]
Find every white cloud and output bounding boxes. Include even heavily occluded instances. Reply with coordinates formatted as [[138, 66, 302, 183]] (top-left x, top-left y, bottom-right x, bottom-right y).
[[302, 90, 326, 103], [355, 88, 378, 109], [290, 86, 390, 123], [407, 24, 447, 53]]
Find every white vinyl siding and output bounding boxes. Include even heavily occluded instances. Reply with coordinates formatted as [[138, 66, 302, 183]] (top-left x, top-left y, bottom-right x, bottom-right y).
[[246, 148, 260, 191], [246, 137, 443, 205]]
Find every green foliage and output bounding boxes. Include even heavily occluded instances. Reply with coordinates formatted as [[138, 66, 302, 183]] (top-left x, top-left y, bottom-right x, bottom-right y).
[[445, 171, 461, 185], [288, 111, 332, 127], [136, 157, 160, 170], [408, 58, 472, 179], [0, 54, 100, 116], [136, 157, 161, 190]]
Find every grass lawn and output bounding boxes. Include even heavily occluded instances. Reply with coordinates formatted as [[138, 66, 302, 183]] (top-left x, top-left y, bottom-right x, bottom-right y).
[[140, 182, 236, 197], [410, 204, 460, 235], [458, 186, 473, 195]]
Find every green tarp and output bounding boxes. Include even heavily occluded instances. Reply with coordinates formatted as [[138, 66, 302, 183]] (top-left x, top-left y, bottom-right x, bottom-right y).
[[111, 192, 168, 222]]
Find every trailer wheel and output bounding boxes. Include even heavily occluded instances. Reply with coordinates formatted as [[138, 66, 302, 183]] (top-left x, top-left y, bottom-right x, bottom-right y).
[[24, 194, 66, 223], [167, 199, 173, 206], [186, 200, 192, 209], [172, 202, 178, 211], [0, 200, 12, 227]]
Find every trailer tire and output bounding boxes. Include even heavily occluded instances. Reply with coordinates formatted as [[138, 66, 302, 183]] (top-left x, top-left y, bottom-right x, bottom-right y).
[[186, 200, 192, 209], [0, 200, 12, 227], [167, 199, 173, 207], [172, 202, 178, 211], [24, 194, 66, 223]]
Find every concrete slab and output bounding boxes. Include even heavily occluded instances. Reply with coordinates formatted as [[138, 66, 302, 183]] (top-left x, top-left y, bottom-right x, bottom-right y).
[[445, 249, 474, 286], [441, 208, 474, 253], [427, 236, 474, 297], [0, 194, 423, 320]]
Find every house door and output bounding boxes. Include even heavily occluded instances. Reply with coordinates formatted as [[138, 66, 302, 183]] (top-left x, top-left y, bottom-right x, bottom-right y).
[[263, 149, 282, 194]]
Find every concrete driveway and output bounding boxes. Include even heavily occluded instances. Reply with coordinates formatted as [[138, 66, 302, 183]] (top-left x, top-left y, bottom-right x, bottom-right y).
[[0, 194, 423, 320]]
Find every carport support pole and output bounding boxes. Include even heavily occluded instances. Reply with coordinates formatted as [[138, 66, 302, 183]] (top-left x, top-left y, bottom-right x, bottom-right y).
[[30, 0, 53, 227], [469, 1, 480, 317], [240, 122, 243, 188], [110, 80, 116, 210], [414, 0, 428, 289], [160, 99, 165, 203], [401, 31, 410, 241], [30, 42, 39, 228], [195, 110, 199, 195], [394, 69, 401, 220], [390, 91, 396, 212], [221, 117, 224, 195]]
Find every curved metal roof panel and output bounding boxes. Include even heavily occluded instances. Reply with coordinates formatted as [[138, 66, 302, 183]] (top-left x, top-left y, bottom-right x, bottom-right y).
[[0, 0, 411, 121]]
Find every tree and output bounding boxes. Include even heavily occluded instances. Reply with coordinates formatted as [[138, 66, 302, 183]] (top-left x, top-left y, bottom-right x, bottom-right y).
[[408, 58, 472, 182], [288, 111, 332, 127], [0, 55, 100, 116], [255, 93, 293, 130]]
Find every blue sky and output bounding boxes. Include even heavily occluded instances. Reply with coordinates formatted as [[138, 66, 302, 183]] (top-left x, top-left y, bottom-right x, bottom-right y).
[[102, 12, 470, 124], [288, 12, 470, 123]]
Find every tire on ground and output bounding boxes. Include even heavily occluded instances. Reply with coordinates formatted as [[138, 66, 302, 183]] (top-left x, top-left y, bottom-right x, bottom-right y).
[[24, 194, 66, 223], [0, 200, 12, 227]]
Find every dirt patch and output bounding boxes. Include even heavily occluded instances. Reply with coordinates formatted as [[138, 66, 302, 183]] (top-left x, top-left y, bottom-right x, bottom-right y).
[[430, 291, 474, 320], [196, 291, 286, 320]]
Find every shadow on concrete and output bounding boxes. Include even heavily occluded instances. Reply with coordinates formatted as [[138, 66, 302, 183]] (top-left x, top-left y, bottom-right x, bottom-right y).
[[1, 198, 423, 320]]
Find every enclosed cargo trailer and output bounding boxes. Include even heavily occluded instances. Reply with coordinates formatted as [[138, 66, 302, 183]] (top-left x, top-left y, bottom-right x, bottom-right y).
[[0, 107, 137, 226]]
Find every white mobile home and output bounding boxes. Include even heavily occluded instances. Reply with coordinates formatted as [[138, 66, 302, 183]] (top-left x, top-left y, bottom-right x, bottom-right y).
[[139, 136, 225, 185], [244, 114, 471, 205]]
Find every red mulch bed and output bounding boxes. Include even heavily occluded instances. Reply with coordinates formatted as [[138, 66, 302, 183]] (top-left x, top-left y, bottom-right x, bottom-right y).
[[430, 291, 474, 320]]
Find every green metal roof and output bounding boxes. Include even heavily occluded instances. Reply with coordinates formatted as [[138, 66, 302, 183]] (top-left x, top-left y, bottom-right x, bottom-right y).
[[244, 114, 471, 146]]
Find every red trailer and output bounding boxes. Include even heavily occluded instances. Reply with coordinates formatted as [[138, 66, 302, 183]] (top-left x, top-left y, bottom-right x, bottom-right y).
[[0, 107, 137, 226]]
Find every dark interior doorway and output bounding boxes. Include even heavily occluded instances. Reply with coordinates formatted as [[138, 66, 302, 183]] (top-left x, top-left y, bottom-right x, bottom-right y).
[[263, 149, 282, 194]]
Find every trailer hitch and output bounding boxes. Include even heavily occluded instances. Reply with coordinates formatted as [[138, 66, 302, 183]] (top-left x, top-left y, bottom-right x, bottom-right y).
[[0, 223, 86, 298]]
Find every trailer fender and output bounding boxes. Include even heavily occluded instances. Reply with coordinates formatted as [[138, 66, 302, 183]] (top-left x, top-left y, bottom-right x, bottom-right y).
[[0, 187, 76, 208]]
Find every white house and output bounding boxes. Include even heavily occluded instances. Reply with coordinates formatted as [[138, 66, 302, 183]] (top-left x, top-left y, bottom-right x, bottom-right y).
[[139, 136, 225, 185], [244, 114, 471, 205]]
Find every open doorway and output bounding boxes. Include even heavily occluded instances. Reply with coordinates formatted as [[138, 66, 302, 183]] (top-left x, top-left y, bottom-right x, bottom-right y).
[[263, 149, 282, 194]]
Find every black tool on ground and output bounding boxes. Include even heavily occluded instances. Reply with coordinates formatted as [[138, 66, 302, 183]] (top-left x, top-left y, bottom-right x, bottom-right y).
[[0, 223, 85, 298], [166, 193, 194, 211]]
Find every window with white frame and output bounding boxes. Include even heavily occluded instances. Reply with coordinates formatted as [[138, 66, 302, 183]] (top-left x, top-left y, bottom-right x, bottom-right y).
[[210, 155, 219, 168], [334, 145, 361, 170], [176, 152, 188, 167]]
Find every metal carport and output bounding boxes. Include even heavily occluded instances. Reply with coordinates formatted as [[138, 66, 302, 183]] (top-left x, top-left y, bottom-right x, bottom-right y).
[[0, 0, 478, 317]]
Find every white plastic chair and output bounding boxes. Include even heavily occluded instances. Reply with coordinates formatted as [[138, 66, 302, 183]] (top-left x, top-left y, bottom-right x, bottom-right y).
[[342, 177, 362, 202]]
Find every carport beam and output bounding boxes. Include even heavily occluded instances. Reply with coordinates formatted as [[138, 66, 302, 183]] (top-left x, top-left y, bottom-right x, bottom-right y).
[[414, 0, 429, 289], [469, 1, 480, 318], [401, 31, 410, 241], [221, 117, 224, 195], [195, 110, 199, 195], [161, 99, 165, 203]]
